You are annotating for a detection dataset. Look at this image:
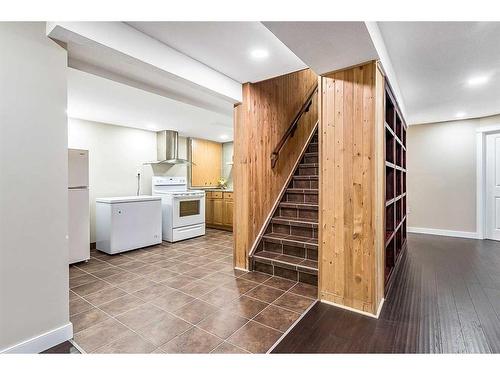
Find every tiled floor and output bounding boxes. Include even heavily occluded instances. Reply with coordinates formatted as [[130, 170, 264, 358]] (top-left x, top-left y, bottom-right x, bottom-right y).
[[69, 229, 317, 353]]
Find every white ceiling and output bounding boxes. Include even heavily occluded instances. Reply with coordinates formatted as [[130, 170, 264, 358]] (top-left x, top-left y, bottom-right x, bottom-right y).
[[67, 68, 233, 142], [262, 22, 378, 75], [48, 22, 240, 117], [66, 41, 235, 116], [127, 22, 307, 83], [378, 22, 500, 125]]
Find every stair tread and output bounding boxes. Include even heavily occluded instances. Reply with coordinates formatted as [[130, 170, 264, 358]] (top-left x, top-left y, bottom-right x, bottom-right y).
[[271, 217, 318, 229], [298, 163, 319, 168], [253, 251, 318, 270], [286, 188, 318, 193], [272, 216, 317, 225], [279, 202, 318, 209], [262, 232, 318, 247], [292, 175, 318, 180]]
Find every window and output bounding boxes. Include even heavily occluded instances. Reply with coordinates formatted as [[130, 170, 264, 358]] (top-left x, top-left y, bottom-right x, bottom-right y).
[[179, 200, 200, 217]]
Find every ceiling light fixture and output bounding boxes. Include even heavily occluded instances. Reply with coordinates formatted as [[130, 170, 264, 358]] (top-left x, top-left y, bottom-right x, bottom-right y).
[[250, 48, 269, 60], [220, 134, 229, 141], [467, 75, 490, 87], [455, 111, 467, 118]]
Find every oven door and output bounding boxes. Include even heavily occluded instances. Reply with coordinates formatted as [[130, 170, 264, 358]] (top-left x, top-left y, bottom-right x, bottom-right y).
[[172, 193, 205, 228]]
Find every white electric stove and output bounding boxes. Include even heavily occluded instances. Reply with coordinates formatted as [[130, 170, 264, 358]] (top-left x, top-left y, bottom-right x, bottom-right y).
[[152, 176, 206, 242]]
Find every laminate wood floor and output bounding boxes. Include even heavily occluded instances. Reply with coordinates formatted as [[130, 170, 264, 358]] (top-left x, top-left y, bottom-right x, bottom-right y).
[[273, 233, 500, 353]]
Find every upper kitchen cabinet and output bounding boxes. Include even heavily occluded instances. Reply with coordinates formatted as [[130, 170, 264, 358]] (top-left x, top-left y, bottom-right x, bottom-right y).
[[191, 138, 222, 187]]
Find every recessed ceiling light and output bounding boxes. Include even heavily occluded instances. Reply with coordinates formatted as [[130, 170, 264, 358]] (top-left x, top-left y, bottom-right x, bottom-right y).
[[467, 75, 489, 87], [455, 111, 467, 118], [220, 134, 229, 141], [250, 48, 269, 60]]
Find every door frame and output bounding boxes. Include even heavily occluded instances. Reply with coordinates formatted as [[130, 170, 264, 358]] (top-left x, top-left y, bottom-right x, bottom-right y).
[[476, 124, 500, 239]]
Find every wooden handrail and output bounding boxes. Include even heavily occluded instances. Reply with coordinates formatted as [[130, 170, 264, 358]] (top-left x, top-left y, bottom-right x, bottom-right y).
[[270, 82, 318, 168]]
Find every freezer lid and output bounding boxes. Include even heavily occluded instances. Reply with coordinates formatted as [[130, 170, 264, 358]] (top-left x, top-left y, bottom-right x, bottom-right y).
[[96, 195, 161, 204]]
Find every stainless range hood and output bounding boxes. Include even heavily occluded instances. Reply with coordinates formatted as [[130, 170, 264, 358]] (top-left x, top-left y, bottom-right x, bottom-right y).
[[144, 130, 191, 165]]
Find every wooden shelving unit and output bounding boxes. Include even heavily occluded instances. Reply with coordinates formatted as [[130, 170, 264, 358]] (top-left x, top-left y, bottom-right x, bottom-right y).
[[384, 83, 407, 291]]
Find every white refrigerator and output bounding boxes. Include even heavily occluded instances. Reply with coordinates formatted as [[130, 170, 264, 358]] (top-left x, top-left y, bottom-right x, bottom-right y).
[[68, 149, 90, 264]]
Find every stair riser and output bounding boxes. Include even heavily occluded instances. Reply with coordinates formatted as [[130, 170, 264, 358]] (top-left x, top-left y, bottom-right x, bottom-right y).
[[260, 240, 318, 260], [265, 223, 317, 239], [291, 179, 318, 189], [285, 192, 318, 204], [252, 259, 318, 285], [303, 155, 318, 164], [307, 143, 318, 153], [279, 206, 318, 221], [297, 166, 318, 176]]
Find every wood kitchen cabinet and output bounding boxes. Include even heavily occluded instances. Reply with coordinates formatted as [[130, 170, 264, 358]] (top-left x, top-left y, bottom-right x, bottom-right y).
[[212, 198, 224, 226], [191, 138, 222, 187], [205, 191, 233, 231], [223, 193, 233, 227], [205, 197, 214, 224]]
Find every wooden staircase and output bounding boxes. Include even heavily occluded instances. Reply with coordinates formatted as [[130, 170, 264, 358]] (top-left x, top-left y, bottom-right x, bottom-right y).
[[250, 130, 319, 285]]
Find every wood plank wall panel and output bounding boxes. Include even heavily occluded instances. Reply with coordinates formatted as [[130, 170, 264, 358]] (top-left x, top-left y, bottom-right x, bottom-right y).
[[233, 69, 318, 269], [318, 61, 384, 315]]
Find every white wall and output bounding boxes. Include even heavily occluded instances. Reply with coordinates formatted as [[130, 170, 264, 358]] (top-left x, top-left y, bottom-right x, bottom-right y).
[[68, 118, 188, 242], [0, 23, 71, 352], [222, 141, 234, 190], [407, 113, 500, 235]]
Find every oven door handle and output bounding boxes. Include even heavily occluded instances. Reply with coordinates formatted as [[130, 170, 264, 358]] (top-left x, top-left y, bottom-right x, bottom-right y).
[[174, 194, 205, 200]]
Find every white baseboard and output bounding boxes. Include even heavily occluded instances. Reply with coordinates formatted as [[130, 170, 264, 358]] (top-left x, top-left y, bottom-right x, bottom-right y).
[[408, 226, 480, 239], [0, 322, 73, 354]]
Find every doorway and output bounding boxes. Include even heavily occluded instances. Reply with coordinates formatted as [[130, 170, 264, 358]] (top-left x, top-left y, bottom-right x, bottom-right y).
[[485, 132, 500, 240], [477, 126, 500, 240]]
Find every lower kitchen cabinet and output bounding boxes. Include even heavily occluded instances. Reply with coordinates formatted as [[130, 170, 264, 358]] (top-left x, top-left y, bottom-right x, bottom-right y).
[[206, 191, 233, 231], [205, 197, 214, 225], [213, 199, 224, 226], [223, 198, 233, 227]]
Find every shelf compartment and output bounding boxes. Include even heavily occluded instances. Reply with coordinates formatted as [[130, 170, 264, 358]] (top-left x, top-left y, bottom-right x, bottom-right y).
[[385, 92, 395, 131], [395, 169, 402, 197], [385, 236, 395, 282], [385, 128, 395, 164], [395, 142, 402, 167], [386, 202, 395, 233], [386, 166, 395, 201], [395, 198, 402, 226], [395, 113, 402, 140], [395, 228, 403, 258]]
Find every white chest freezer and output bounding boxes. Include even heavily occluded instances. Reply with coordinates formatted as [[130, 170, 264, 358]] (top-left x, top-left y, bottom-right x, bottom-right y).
[[95, 196, 162, 254]]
